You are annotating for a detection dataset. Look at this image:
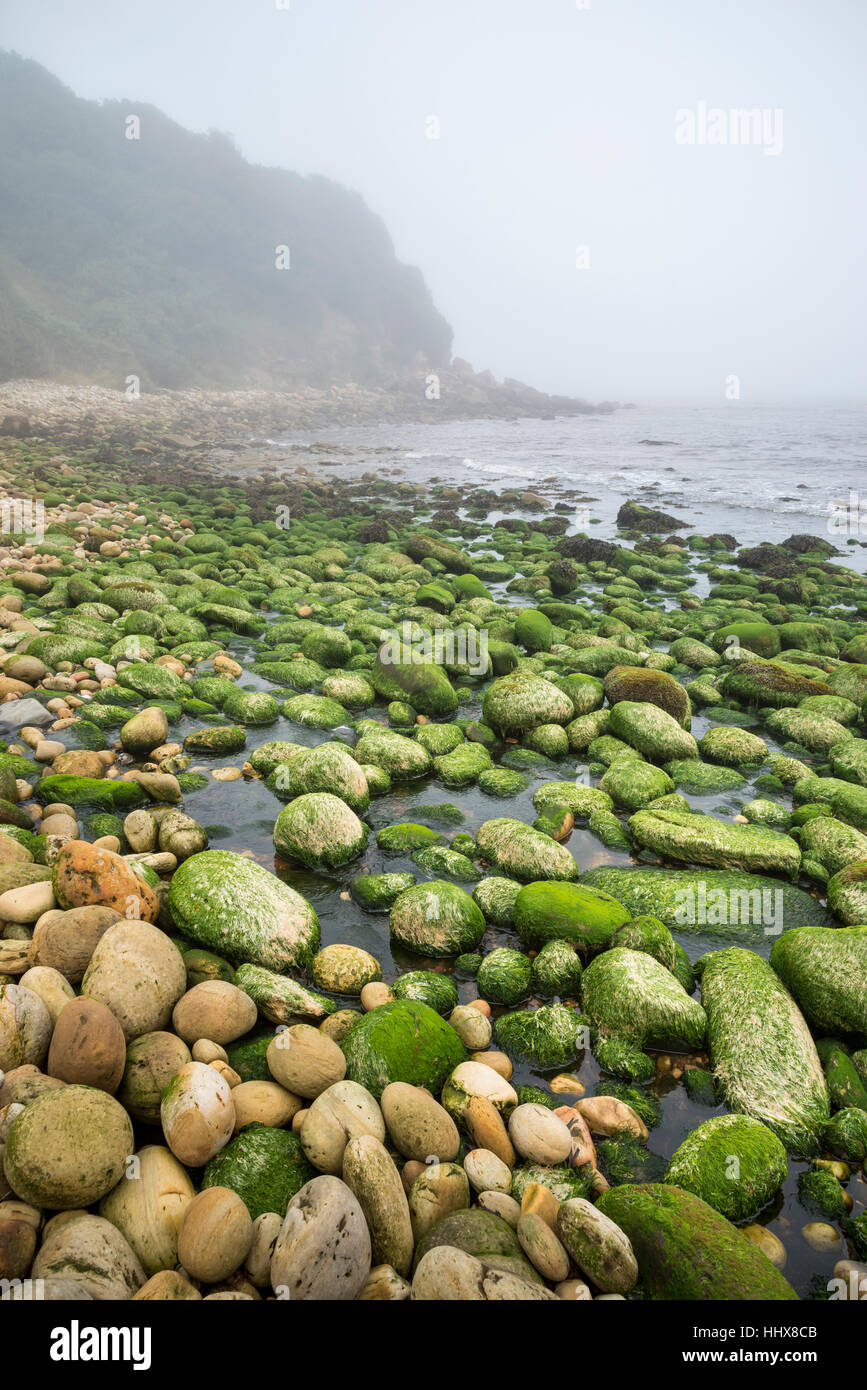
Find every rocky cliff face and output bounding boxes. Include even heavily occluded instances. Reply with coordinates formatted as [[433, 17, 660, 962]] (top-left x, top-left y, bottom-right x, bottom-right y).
[[0, 52, 453, 389]]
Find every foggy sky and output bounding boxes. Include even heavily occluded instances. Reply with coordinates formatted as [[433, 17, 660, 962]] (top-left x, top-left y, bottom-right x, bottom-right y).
[[2, 0, 865, 404]]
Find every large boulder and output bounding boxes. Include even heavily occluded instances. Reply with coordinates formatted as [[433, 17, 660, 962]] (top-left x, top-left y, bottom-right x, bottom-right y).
[[341, 1000, 465, 1099], [482, 673, 573, 737], [582, 947, 707, 1049], [168, 849, 319, 971]]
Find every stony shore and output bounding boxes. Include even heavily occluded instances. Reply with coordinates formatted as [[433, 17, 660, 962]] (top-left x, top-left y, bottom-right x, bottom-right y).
[[0, 429, 864, 1304]]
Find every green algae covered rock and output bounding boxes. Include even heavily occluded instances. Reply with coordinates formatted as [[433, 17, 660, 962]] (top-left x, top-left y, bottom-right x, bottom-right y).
[[610, 915, 692, 990], [827, 859, 867, 923], [493, 1002, 587, 1067], [433, 742, 492, 788], [603, 665, 691, 724], [532, 781, 613, 818], [664, 1114, 787, 1221], [341, 998, 465, 1099], [628, 807, 801, 877], [595, 1036, 655, 1084], [531, 939, 583, 997], [765, 707, 853, 755], [221, 689, 280, 727], [412, 1206, 536, 1279], [700, 947, 829, 1153], [391, 970, 459, 1015], [389, 880, 486, 957], [663, 760, 745, 794], [482, 672, 573, 737], [699, 725, 768, 767], [472, 876, 522, 927], [513, 879, 630, 952], [793, 773, 867, 832], [475, 817, 578, 882], [354, 867, 419, 911], [34, 775, 147, 812], [184, 725, 247, 754], [581, 865, 832, 934], [234, 962, 336, 1021], [281, 694, 351, 730], [600, 758, 674, 811], [377, 823, 444, 853], [582, 948, 706, 1048], [607, 701, 698, 763], [595, 1184, 797, 1300], [769, 925, 867, 1035], [413, 845, 480, 881], [202, 1123, 315, 1219], [168, 849, 319, 972], [277, 741, 370, 814], [354, 727, 432, 781], [273, 792, 368, 869], [476, 947, 533, 1005], [829, 737, 867, 787], [822, 1107, 867, 1162], [370, 646, 458, 717]]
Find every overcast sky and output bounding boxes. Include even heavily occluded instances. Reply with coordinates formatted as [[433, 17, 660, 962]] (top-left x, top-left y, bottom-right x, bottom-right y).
[[3, 0, 865, 403]]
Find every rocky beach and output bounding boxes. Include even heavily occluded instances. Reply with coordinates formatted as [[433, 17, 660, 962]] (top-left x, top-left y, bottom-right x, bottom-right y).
[[0, 400, 865, 1305]]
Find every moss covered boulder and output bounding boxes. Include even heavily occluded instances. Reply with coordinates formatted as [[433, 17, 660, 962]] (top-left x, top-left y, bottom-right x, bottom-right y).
[[351, 871, 416, 911], [607, 701, 698, 763], [168, 849, 319, 971], [273, 792, 368, 870], [582, 948, 706, 1048], [699, 726, 768, 767], [370, 646, 458, 717], [354, 727, 432, 781], [389, 880, 486, 957], [628, 807, 800, 877], [596, 1184, 797, 1300], [493, 1002, 587, 1067], [700, 947, 829, 1152], [202, 1123, 315, 1219], [482, 672, 573, 737], [476, 947, 533, 1005], [664, 1114, 787, 1222], [391, 970, 459, 1015], [600, 758, 674, 811], [341, 999, 465, 1099], [276, 742, 369, 815], [603, 665, 690, 725], [769, 925, 867, 1035], [581, 865, 832, 934], [472, 876, 522, 926], [793, 773, 867, 832], [475, 818, 578, 882], [530, 939, 583, 996], [513, 879, 630, 956]]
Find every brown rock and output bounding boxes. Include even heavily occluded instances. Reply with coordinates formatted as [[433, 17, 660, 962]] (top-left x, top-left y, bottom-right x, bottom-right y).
[[463, 1094, 516, 1167], [50, 751, 107, 778], [51, 841, 160, 922], [29, 904, 121, 982], [47, 996, 126, 1093]]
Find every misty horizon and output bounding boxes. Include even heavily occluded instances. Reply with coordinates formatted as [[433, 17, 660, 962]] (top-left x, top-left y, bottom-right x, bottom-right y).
[[2, 0, 865, 407]]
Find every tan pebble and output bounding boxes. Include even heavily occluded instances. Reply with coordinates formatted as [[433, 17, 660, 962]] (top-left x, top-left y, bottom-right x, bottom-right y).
[[177, 1187, 253, 1284], [361, 981, 393, 1011], [211, 767, 242, 781], [468, 1049, 512, 1080], [209, 1061, 241, 1087], [556, 1278, 593, 1300], [520, 1181, 561, 1231], [802, 1222, 842, 1253], [291, 1108, 308, 1134], [518, 1211, 571, 1283], [463, 1094, 516, 1168], [401, 1160, 426, 1194], [741, 1224, 787, 1269], [550, 1072, 586, 1096], [467, 999, 491, 1017], [91, 836, 121, 853], [191, 1039, 228, 1064], [476, 1190, 521, 1227]]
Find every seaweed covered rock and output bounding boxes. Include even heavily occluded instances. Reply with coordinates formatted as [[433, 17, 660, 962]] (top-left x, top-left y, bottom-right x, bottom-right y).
[[370, 646, 458, 717], [664, 1114, 787, 1221], [168, 849, 319, 971], [628, 807, 801, 877], [607, 701, 698, 763], [581, 865, 831, 934], [476, 948, 533, 1005], [494, 1003, 587, 1068], [595, 1184, 797, 1300], [700, 947, 829, 1152], [603, 665, 690, 725], [482, 672, 573, 737], [475, 818, 578, 882], [582, 948, 707, 1048], [273, 792, 368, 869], [202, 1123, 315, 1219], [275, 742, 370, 815], [389, 880, 486, 957], [513, 880, 630, 952], [354, 727, 432, 781], [341, 999, 465, 1099], [530, 939, 583, 997], [769, 926, 867, 1035], [826, 860, 867, 925], [472, 876, 523, 926], [793, 774, 867, 832]]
